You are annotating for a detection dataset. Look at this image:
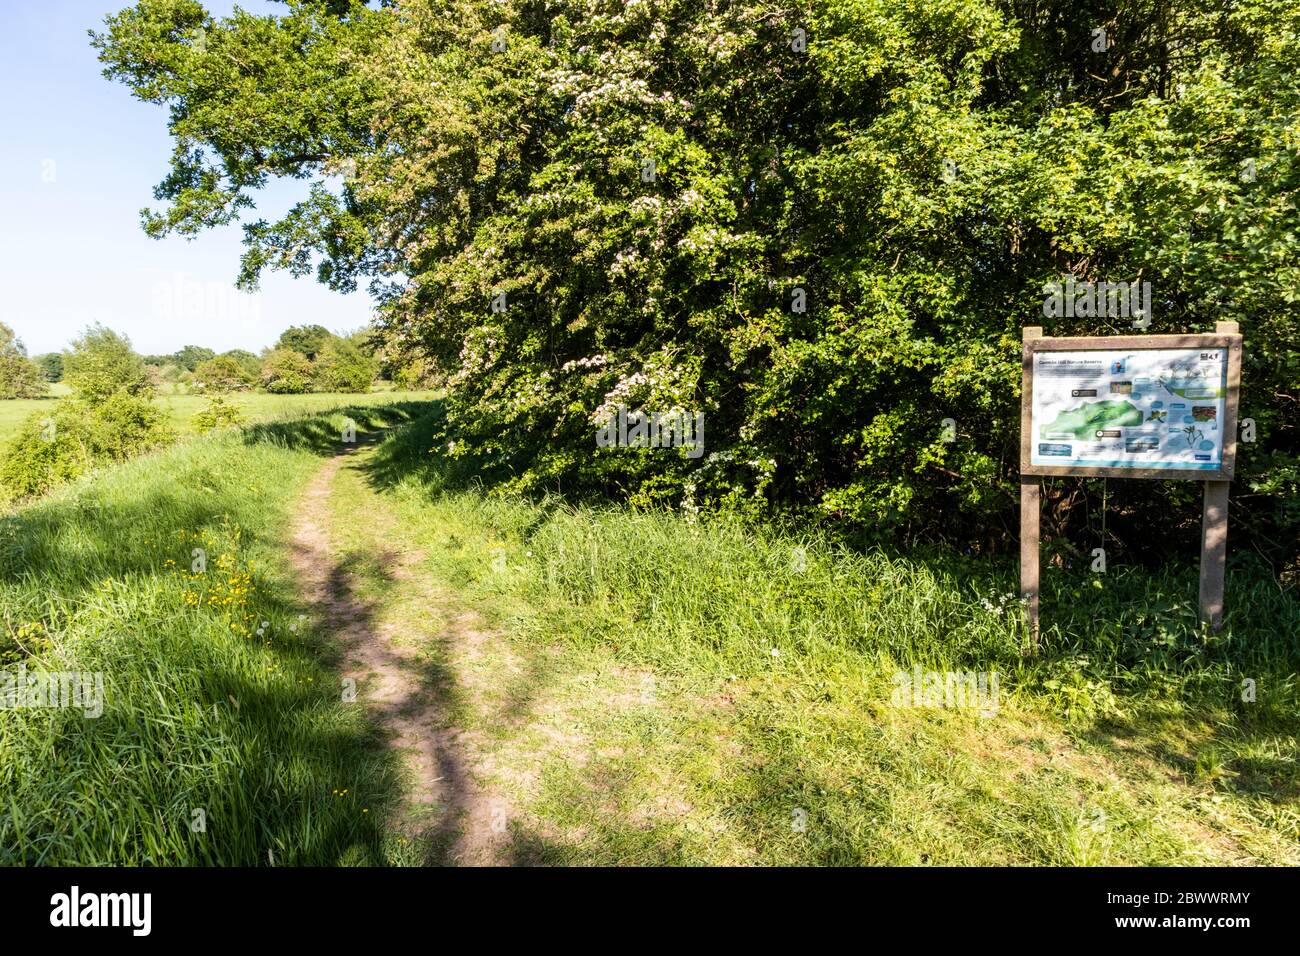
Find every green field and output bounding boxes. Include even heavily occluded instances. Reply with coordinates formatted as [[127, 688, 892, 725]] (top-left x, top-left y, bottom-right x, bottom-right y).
[[0, 387, 432, 444], [3, 403, 1295, 865]]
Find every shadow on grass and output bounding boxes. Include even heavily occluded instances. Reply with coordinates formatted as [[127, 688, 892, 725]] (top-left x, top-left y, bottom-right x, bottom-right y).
[[241, 401, 432, 455], [341, 404, 1300, 864], [0, 405, 453, 865], [1078, 714, 1300, 810], [286, 539, 460, 862], [0, 557, 408, 865]]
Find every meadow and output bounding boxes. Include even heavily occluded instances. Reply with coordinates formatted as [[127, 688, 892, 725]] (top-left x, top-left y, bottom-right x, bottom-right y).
[[0, 385, 431, 444], [3, 402, 1295, 865]]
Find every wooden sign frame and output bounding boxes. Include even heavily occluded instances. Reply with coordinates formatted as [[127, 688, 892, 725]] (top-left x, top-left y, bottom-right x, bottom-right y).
[[1021, 327, 1242, 480], [1019, 322, 1243, 642]]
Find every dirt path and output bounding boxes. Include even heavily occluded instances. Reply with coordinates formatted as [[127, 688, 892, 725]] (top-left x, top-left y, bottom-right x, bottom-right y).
[[289, 444, 508, 865]]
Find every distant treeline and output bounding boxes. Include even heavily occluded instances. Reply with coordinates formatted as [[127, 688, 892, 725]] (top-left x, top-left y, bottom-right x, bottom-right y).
[[136, 324, 436, 395], [11, 323, 439, 396]]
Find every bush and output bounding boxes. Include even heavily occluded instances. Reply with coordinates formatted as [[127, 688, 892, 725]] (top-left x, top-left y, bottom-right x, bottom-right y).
[[173, 344, 216, 372], [194, 355, 254, 393], [315, 339, 378, 393], [0, 395, 172, 502], [259, 348, 314, 394], [275, 325, 332, 362], [92, 391, 172, 459], [0, 412, 93, 500], [63, 325, 151, 403], [34, 353, 64, 383], [192, 396, 246, 433], [220, 349, 262, 380], [0, 323, 47, 399], [0, 359, 46, 400], [391, 357, 439, 391]]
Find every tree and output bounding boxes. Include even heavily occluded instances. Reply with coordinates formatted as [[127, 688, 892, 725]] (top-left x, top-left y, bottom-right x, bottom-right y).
[[64, 324, 151, 404], [0, 324, 47, 399], [315, 337, 377, 392], [221, 349, 262, 380], [34, 353, 64, 383], [173, 345, 217, 372], [391, 356, 437, 391], [194, 355, 254, 392], [275, 325, 333, 362], [259, 348, 314, 394], [92, 0, 1300, 559]]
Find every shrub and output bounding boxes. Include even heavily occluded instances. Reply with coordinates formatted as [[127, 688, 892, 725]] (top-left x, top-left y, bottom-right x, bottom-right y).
[[0, 323, 47, 399], [315, 339, 378, 392], [0, 411, 94, 500], [0, 395, 172, 502], [192, 395, 246, 433], [391, 356, 438, 391], [92, 391, 172, 459], [34, 353, 64, 383], [259, 348, 314, 394], [63, 325, 151, 403], [173, 344, 216, 371], [194, 355, 254, 393], [220, 349, 262, 380], [275, 325, 332, 362]]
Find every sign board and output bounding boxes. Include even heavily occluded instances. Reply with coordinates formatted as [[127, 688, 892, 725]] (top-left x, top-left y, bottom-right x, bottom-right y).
[[1018, 325, 1243, 640], [1021, 332, 1242, 480]]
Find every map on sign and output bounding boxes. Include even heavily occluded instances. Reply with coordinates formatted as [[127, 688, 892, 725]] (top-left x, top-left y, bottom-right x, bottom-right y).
[[1030, 348, 1229, 471]]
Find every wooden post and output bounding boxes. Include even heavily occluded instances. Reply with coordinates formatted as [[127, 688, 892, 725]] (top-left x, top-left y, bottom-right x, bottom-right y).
[[1198, 321, 1239, 632], [1020, 476, 1041, 647], [1198, 480, 1229, 631], [1020, 326, 1043, 648]]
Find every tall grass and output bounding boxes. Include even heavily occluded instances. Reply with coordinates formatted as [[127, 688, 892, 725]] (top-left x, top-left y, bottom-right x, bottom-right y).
[[0, 403, 426, 865], [370, 410, 1300, 721], [358, 410, 1300, 864], [6, 400, 1290, 865]]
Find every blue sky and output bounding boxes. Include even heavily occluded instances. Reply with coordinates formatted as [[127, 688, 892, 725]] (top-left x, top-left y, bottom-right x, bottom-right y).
[[0, 0, 375, 357]]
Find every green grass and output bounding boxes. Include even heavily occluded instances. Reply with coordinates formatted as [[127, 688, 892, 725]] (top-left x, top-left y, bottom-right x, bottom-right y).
[[0, 401, 430, 864], [341, 408, 1300, 864], [0, 388, 432, 443], [2, 398, 1296, 865]]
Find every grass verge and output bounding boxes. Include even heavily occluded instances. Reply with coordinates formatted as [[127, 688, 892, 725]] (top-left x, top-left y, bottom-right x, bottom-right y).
[[346, 407, 1300, 864], [0, 402, 427, 864]]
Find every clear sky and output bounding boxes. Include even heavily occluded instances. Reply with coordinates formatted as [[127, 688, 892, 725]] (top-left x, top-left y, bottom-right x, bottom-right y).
[[0, 0, 376, 358]]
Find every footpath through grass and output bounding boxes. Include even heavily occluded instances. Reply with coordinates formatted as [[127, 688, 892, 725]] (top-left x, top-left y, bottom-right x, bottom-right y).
[[0, 401, 428, 864]]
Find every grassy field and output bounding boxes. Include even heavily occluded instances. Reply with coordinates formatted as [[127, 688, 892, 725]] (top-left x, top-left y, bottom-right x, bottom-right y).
[[0, 387, 432, 443], [2, 401, 1296, 865]]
